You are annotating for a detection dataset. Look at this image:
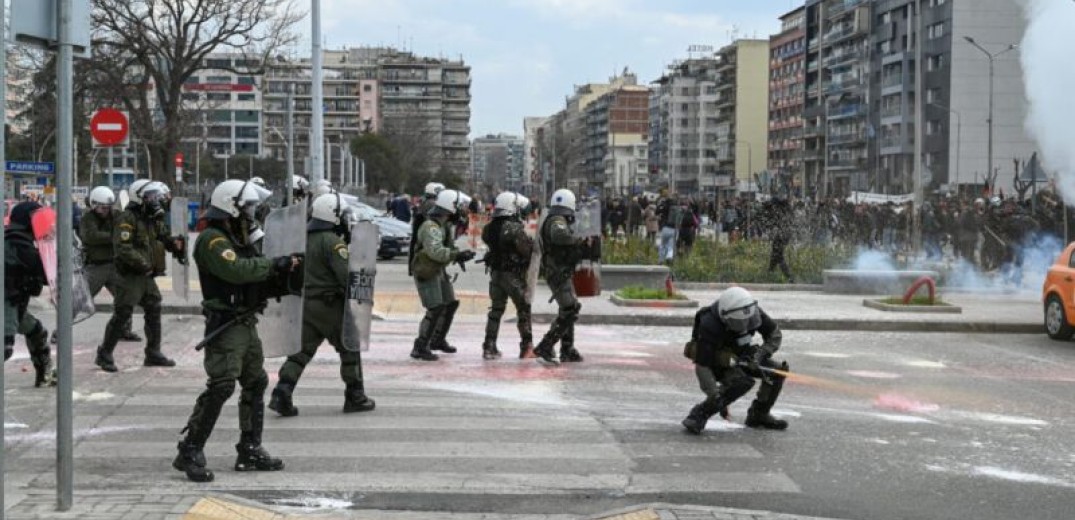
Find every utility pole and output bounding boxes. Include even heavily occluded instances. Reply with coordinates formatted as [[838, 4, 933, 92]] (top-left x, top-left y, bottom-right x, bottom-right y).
[[1, 0, 8, 511], [56, 0, 76, 510], [285, 84, 295, 205], [311, 0, 324, 183], [912, 0, 924, 254]]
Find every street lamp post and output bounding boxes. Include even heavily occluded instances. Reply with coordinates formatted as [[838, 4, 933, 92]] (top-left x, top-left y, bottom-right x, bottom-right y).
[[963, 37, 1017, 189], [930, 102, 961, 197]]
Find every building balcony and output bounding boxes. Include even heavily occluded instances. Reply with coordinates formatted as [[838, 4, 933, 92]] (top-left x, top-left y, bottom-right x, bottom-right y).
[[826, 131, 865, 145], [823, 49, 862, 68], [827, 0, 867, 18], [826, 157, 866, 170], [827, 104, 866, 120]]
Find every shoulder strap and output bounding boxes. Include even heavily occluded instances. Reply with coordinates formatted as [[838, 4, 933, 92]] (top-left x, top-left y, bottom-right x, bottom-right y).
[[690, 305, 708, 341]]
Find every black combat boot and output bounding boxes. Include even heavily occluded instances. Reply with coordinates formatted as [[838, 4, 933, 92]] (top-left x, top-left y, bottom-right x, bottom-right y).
[[143, 317, 176, 367], [95, 346, 118, 373], [120, 331, 143, 342], [173, 439, 214, 482], [519, 342, 537, 359], [481, 342, 502, 360], [342, 385, 376, 413], [532, 339, 559, 365], [559, 346, 584, 363], [431, 340, 458, 354], [745, 400, 788, 430], [681, 404, 709, 434], [234, 432, 284, 472], [410, 338, 439, 361], [28, 325, 55, 387], [268, 382, 299, 417], [32, 356, 56, 388]]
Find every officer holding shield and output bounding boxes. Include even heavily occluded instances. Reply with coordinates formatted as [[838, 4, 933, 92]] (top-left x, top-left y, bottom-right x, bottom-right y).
[[80, 186, 141, 341], [269, 192, 376, 417]]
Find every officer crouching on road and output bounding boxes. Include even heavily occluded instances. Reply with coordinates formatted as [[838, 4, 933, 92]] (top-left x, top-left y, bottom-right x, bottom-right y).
[[533, 189, 589, 365], [173, 179, 304, 483], [481, 191, 537, 360], [269, 192, 376, 417], [80, 186, 141, 342], [682, 287, 790, 434], [410, 189, 476, 361], [4, 201, 54, 387]]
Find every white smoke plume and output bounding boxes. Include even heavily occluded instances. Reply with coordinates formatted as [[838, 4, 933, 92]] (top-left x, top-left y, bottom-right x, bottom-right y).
[[1022, 0, 1075, 204]]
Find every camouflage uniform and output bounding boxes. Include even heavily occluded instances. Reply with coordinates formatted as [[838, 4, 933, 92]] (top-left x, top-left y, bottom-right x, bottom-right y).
[[533, 213, 587, 363], [481, 216, 534, 359], [410, 217, 465, 360]]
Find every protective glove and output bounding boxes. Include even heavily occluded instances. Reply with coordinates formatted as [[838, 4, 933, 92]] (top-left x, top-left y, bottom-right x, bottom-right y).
[[456, 250, 477, 263], [272, 255, 297, 274]]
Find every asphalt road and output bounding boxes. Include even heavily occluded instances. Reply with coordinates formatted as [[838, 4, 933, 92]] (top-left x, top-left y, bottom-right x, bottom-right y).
[[4, 309, 1075, 519]]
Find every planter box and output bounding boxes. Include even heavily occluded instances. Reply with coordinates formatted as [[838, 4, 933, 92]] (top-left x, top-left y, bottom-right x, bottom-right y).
[[823, 269, 939, 295], [863, 299, 962, 314], [601, 264, 671, 291], [610, 293, 699, 308]]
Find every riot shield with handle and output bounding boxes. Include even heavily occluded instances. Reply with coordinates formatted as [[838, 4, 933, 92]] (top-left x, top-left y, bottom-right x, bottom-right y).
[[258, 203, 306, 358], [572, 198, 602, 296], [525, 210, 543, 304], [341, 220, 378, 352], [170, 196, 190, 301]]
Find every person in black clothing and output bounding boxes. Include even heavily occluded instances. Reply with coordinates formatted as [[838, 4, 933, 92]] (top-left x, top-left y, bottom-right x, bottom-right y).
[[682, 287, 790, 434], [4, 201, 54, 387], [765, 197, 794, 283]]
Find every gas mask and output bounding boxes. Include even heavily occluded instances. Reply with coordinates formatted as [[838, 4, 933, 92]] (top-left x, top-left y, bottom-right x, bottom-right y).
[[142, 191, 165, 219]]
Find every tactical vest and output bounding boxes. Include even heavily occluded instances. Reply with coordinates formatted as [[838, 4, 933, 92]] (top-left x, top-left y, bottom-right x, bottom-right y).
[[540, 216, 580, 270], [197, 227, 265, 312], [4, 228, 45, 301]]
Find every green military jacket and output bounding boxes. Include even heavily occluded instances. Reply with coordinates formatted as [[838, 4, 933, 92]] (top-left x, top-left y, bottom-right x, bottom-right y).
[[79, 211, 114, 265], [113, 209, 158, 276], [304, 229, 349, 300], [150, 217, 171, 275], [194, 226, 274, 313], [411, 218, 459, 280], [540, 214, 583, 281]]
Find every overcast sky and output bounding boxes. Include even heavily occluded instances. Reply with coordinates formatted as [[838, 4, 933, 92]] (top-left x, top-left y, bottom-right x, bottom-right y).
[[306, 1, 795, 137]]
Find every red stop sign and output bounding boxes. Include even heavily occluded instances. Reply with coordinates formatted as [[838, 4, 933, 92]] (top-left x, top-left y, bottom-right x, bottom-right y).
[[90, 109, 129, 147]]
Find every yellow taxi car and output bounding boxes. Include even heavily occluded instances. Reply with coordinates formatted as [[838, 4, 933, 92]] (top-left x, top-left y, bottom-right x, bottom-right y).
[[1043, 241, 1075, 340]]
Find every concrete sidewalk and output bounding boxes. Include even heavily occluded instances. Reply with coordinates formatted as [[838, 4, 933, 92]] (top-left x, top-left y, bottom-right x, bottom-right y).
[[69, 282, 1042, 334], [4, 492, 855, 520]]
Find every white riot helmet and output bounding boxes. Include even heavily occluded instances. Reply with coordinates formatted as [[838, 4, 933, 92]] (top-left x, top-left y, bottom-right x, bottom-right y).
[[88, 186, 116, 209], [127, 179, 153, 206], [424, 182, 445, 197], [434, 189, 467, 215], [717, 287, 761, 334], [250, 176, 267, 189], [493, 191, 519, 217], [515, 194, 530, 212], [311, 192, 348, 225], [210, 179, 264, 220], [312, 179, 334, 197], [550, 189, 577, 211], [291, 175, 309, 191]]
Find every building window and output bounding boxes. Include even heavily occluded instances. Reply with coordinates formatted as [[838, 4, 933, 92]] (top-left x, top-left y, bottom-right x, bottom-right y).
[[927, 54, 945, 71], [206, 75, 231, 84], [234, 110, 259, 123], [926, 88, 941, 104], [211, 110, 231, 123], [181, 93, 200, 102], [237, 93, 256, 101], [927, 22, 945, 40], [237, 76, 256, 85], [930, 0, 947, 6], [235, 127, 259, 139], [206, 59, 231, 68], [207, 93, 230, 102], [363, 84, 372, 92], [926, 119, 942, 136]]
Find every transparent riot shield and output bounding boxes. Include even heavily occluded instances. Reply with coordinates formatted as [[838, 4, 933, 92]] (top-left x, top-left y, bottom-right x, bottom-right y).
[[341, 221, 378, 352], [525, 210, 544, 304], [170, 196, 190, 301], [572, 199, 602, 296], [258, 204, 306, 358], [71, 236, 96, 324], [32, 207, 93, 321]]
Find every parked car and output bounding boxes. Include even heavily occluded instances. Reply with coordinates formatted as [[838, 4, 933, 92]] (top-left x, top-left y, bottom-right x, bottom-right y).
[[351, 203, 412, 261], [1042, 241, 1075, 339]]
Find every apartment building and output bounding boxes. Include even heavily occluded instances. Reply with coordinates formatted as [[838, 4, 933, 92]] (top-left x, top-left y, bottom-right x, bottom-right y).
[[768, 7, 808, 194], [715, 40, 771, 195], [470, 133, 524, 194], [650, 56, 722, 195], [522, 116, 547, 198], [262, 47, 471, 179], [582, 72, 650, 197]]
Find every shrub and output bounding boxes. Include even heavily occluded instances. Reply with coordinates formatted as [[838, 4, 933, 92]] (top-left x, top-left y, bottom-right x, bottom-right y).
[[603, 237, 853, 284], [616, 285, 686, 300]]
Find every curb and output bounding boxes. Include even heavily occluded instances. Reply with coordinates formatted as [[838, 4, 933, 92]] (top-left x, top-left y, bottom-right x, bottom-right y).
[[585, 502, 853, 520], [609, 294, 699, 308], [676, 282, 823, 292], [863, 298, 963, 314], [533, 312, 1039, 333]]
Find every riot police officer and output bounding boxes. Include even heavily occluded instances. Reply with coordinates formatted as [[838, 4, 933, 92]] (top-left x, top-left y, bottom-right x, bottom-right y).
[[95, 179, 183, 372], [4, 201, 53, 387], [410, 189, 475, 361], [481, 192, 537, 360], [682, 287, 790, 434], [269, 192, 376, 416], [80, 186, 141, 341], [408, 182, 445, 277], [173, 179, 303, 483], [533, 189, 588, 365]]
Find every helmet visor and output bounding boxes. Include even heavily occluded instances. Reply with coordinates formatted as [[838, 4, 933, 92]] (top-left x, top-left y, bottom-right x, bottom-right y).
[[721, 301, 761, 333]]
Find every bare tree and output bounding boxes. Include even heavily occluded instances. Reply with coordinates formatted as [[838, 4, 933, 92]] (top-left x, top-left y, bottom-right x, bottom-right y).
[[89, 0, 303, 179], [380, 109, 443, 192]]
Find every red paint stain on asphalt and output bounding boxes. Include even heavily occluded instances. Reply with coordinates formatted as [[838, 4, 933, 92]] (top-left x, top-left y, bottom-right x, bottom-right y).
[[873, 392, 941, 413]]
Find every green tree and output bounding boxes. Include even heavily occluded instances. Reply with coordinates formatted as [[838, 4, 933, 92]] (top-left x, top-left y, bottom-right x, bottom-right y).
[[350, 133, 403, 194]]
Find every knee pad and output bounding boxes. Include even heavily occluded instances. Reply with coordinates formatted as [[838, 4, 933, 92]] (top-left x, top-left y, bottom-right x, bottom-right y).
[[207, 380, 237, 403], [562, 302, 582, 323], [487, 305, 506, 321], [249, 371, 269, 395]]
